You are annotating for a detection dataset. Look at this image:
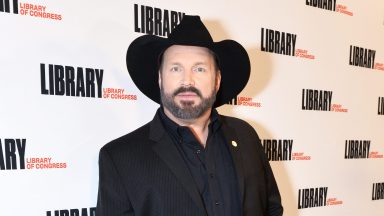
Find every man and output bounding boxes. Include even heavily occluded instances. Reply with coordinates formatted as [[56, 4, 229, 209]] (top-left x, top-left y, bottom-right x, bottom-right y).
[[96, 15, 283, 216]]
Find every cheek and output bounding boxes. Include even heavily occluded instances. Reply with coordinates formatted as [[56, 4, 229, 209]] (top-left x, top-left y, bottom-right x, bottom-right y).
[[198, 79, 216, 95], [160, 78, 178, 93]]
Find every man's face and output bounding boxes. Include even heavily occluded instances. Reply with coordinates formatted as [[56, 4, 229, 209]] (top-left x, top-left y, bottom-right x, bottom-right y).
[[159, 45, 221, 120]]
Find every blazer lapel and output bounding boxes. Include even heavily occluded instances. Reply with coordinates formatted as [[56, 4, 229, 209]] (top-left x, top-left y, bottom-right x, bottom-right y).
[[149, 113, 206, 214], [220, 120, 245, 206]]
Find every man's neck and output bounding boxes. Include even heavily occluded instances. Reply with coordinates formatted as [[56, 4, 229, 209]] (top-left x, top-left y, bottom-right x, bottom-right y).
[[163, 107, 212, 147]]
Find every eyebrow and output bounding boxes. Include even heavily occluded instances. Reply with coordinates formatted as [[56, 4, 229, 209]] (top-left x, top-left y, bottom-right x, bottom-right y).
[[168, 62, 209, 67], [169, 63, 182, 66], [193, 62, 209, 66]]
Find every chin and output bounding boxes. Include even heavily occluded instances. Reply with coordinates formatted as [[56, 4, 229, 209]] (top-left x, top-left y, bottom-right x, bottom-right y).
[[179, 100, 199, 107]]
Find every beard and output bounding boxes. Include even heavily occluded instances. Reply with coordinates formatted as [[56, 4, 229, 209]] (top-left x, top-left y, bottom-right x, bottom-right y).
[[160, 85, 216, 120]]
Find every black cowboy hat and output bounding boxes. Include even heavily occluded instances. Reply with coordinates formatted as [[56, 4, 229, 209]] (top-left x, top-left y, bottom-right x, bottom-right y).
[[126, 15, 250, 107]]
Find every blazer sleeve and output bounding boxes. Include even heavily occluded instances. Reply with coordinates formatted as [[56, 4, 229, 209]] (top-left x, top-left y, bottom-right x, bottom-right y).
[[256, 138, 284, 216], [96, 147, 134, 216]]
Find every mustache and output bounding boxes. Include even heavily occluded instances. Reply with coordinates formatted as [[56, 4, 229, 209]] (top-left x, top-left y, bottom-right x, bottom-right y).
[[172, 86, 202, 98]]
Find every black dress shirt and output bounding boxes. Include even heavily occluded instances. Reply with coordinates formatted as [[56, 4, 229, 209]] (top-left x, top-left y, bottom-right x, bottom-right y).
[[159, 108, 242, 216]]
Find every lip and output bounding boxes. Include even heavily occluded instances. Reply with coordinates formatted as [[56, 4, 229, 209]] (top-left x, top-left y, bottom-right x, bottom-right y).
[[178, 91, 197, 96], [176, 92, 198, 98]]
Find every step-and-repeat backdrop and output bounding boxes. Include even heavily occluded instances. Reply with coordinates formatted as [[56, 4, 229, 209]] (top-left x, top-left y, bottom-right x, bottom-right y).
[[1, 0, 384, 215]]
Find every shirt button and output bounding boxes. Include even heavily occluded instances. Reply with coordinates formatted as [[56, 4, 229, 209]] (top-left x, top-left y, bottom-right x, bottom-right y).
[[215, 201, 220, 205]]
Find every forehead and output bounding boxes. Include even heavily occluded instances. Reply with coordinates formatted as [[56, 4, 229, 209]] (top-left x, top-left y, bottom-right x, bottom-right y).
[[162, 45, 214, 62]]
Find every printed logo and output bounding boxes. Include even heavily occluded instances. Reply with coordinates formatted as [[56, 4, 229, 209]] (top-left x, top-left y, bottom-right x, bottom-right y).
[[40, 63, 104, 98], [103, 88, 137, 100], [261, 139, 293, 161], [302, 89, 332, 111], [298, 187, 328, 209], [227, 95, 262, 108], [1, 0, 62, 20], [261, 28, 296, 56], [344, 140, 370, 159], [40, 63, 137, 101], [0, 0, 18, 14], [46, 207, 96, 216], [1, 138, 67, 170], [291, 152, 312, 161], [295, 49, 315, 60], [134, 3, 185, 37], [305, 0, 336, 11], [335, 3, 353, 16], [349, 45, 376, 69], [379, 97, 384, 115], [298, 187, 343, 209], [372, 182, 384, 201], [301, 89, 348, 112], [261, 139, 311, 161], [0, 138, 26, 170], [26, 157, 67, 170], [305, 0, 353, 16], [349, 45, 384, 71], [375, 63, 384, 71], [345, 140, 383, 159], [261, 28, 315, 60], [19, 2, 62, 20]]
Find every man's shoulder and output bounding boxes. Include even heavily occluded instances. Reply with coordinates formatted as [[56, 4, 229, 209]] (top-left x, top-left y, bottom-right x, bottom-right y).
[[100, 120, 153, 154], [219, 114, 260, 140], [219, 114, 254, 129]]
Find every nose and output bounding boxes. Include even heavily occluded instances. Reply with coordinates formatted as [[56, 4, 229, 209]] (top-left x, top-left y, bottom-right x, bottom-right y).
[[181, 69, 195, 86]]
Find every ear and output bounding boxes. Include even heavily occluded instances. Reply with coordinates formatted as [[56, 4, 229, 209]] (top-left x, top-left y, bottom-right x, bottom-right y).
[[158, 71, 162, 89], [215, 71, 221, 92]]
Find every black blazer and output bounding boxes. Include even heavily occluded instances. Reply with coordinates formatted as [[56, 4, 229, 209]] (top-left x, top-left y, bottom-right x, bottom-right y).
[[96, 111, 283, 216]]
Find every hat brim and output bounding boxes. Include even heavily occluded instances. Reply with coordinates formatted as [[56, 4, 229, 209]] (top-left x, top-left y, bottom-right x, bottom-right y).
[[126, 35, 250, 107]]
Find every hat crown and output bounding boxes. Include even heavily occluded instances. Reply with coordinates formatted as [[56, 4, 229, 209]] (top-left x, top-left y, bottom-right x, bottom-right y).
[[168, 15, 213, 45]]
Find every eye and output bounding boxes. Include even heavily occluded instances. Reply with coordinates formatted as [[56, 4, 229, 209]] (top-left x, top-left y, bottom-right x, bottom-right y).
[[170, 66, 181, 72], [194, 66, 206, 72]]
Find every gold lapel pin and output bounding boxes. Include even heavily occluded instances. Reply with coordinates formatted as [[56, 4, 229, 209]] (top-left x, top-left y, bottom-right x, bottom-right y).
[[231, 141, 238, 147]]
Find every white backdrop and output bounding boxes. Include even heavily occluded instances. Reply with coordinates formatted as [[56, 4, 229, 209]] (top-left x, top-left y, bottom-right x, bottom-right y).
[[1, 0, 384, 215]]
